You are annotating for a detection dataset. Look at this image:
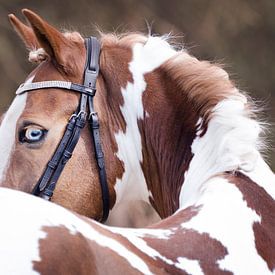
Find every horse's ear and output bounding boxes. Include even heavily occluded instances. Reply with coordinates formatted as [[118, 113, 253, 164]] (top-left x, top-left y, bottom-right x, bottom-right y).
[[8, 14, 39, 50], [22, 9, 81, 74]]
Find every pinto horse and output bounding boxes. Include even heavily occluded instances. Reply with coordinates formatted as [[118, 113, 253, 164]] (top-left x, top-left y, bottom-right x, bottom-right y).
[[0, 9, 275, 274]]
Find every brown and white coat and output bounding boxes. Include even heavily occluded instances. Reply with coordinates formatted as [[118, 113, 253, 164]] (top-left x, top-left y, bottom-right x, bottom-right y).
[[0, 10, 274, 275]]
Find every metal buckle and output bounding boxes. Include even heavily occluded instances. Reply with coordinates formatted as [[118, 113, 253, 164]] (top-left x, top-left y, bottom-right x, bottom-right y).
[[69, 111, 87, 121], [88, 111, 97, 120], [85, 87, 96, 96]]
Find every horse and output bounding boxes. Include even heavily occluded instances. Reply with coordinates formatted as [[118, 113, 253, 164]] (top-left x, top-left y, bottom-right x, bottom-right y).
[[0, 9, 274, 274]]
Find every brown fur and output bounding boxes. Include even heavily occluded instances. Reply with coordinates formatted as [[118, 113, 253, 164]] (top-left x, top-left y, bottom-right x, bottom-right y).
[[33, 226, 98, 275], [35, 225, 145, 275], [163, 54, 240, 126], [9, 13, 40, 50]]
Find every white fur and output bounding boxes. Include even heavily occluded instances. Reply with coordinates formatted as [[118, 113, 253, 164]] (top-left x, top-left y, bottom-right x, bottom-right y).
[[109, 37, 177, 225], [29, 48, 47, 63], [107, 224, 174, 240], [107, 225, 175, 266], [0, 76, 34, 183], [0, 187, 153, 275], [179, 97, 264, 208], [181, 177, 273, 275], [175, 257, 204, 275]]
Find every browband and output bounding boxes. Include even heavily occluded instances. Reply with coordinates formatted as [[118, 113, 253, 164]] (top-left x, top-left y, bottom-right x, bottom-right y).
[[16, 81, 96, 97]]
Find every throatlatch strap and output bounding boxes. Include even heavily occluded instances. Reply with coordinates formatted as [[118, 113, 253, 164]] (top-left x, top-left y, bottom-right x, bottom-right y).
[[85, 37, 110, 222]]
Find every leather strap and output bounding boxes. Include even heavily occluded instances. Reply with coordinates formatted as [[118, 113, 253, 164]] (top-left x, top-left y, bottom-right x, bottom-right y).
[[84, 37, 110, 222], [32, 114, 78, 195], [16, 81, 96, 96], [88, 95, 110, 222], [40, 94, 88, 200]]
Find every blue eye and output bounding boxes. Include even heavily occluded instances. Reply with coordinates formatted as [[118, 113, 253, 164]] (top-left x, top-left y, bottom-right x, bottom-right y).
[[20, 127, 47, 143]]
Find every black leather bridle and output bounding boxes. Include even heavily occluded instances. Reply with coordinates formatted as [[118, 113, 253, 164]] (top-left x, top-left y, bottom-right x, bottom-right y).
[[15, 37, 110, 222]]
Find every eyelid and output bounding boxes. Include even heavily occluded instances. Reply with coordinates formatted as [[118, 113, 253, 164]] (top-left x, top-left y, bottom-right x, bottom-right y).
[[20, 120, 48, 130]]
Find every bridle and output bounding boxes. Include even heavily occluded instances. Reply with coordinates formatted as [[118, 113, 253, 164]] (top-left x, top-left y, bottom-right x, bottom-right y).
[[15, 37, 110, 222]]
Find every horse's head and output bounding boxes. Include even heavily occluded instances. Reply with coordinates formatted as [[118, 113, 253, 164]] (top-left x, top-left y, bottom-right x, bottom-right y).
[[1, 9, 261, 226], [0, 10, 125, 221]]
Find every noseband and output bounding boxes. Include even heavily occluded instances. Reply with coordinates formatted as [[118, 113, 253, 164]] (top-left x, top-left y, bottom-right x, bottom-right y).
[[15, 37, 110, 222]]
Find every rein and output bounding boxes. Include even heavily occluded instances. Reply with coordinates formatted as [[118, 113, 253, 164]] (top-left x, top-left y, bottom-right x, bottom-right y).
[[15, 37, 110, 222]]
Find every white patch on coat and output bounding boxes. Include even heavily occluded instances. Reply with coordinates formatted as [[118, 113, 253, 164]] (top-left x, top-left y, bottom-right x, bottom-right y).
[[107, 225, 176, 267], [0, 76, 34, 183], [243, 155, 275, 200], [175, 257, 203, 275], [181, 177, 273, 275], [108, 225, 206, 273], [179, 97, 263, 208], [109, 37, 177, 225], [0, 187, 153, 275], [107, 224, 174, 240]]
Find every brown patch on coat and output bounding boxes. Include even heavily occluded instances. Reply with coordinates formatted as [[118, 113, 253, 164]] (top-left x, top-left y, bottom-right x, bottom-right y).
[[147, 207, 232, 274], [146, 228, 232, 275], [34, 225, 147, 275], [33, 226, 97, 275], [162, 54, 243, 127], [226, 171, 275, 271], [140, 68, 197, 218]]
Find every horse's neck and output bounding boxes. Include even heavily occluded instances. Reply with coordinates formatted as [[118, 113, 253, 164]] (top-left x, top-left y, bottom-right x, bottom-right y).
[[99, 35, 274, 222], [140, 73, 198, 217], [99, 37, 182, 221]]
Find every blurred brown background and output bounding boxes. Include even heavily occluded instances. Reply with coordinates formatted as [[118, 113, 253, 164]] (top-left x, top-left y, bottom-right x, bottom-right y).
[[0, 0, 274, 169]]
